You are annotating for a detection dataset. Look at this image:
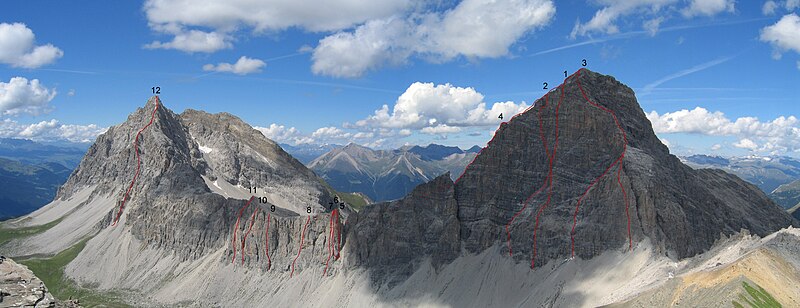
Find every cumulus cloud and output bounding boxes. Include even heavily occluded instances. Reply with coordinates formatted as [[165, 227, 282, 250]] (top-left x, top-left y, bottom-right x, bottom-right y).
[[647, 107, 800, 154], [255, 123, 313, 145], [711, 143, 722, 150], [144, 30, 231, 53], [571, 0, 676, 37], [203, 56, 266, 75], [681, 0, 735, 17], [312, 0, 556, 77], [760, 13, 800, 60], [0, 118, 106, 143], [143, 0, 411, 33], [421, 124, 461, 135], [0, 77, 57, 116], [571, 0, 735, 38], [763, 1, 779, 15], [142, 0, 413, 54], [356, 82, 528, 131], [312, 126, 351, 139], [733, 138, 758, 150], [0, 23, 63, 68]]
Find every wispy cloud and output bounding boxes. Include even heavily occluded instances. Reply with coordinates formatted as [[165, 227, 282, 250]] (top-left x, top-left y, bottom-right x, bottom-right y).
[[642, 56, 734, 93], [530, 17, 771, 57], [33, 68, 100, 75]]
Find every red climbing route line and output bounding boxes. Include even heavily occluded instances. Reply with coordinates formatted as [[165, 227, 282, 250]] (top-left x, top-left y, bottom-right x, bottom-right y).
[[112, 96, 160, 226], [241, 206, 259, 265], [570, 68, 631, 257], [531, 80, 567, 268], [290, 215, 313, 278], [335, 214, 342, 260], [616, 162, 632, 251], [231, 196, 256, 264], [506, 93, 552, 257], [264, 213, 272, 270], [323, 209, 339, 277]]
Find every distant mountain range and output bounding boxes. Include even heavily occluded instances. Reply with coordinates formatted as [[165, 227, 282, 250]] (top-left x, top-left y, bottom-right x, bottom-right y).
[[773, 179, 800, 214], [0, 138, 87, 168], [279, 143, 342, 164], [682, 154, 800, 207], [0, 138, 87, 219], [307, 143, 479, 202]]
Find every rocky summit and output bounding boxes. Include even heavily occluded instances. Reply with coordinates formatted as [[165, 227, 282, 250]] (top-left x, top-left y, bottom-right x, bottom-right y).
[[1, 69, 796, 307], [351, 68, 795, 274]]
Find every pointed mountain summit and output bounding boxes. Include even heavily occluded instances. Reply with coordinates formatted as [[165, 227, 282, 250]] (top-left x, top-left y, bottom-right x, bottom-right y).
[[4, 96, 343, 264], [350, 68, 795, 274]]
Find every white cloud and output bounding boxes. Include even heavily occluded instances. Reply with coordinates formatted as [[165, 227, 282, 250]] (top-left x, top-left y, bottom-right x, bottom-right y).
[[142, 0, 413, 54], [647, 107, 800, 154], [571, 0, 676, 38], [144, 30, 231, 53], [0, 77, 57, 116], [711, 143, 722, 150], [763, 1, 779, 15], [143, 0, 412, 33], [203, 56, 266, 75], [0, 23, 63, 68], [312, 0, 556, 77], [644, 17, 664, 36], [254, 123, 313, 145], [733, 138, 758, 150], [571, 0, 736, 38], [356, 82, 528, 132], [642, 56, 733, 92], [681, 0, 735, 17], [421, 124, 461, 135], [398, 129, 412, 136], [0, 118, 106, 143], [311, 17, 413, 78], [760, 13, 800, 59], [788, 0, 800, 10], [312, 126, 351, 139], [353, 132, 374, 139]]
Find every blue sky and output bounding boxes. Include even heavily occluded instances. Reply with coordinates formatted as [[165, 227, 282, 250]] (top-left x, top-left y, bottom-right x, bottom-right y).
[[0, 0, 798, 157]]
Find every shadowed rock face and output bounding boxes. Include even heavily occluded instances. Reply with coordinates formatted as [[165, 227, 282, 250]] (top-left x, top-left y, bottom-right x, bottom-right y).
[[348, 69, 796, 276]]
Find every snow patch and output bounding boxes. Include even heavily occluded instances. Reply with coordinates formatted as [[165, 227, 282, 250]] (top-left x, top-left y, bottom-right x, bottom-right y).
[[198, 145, 213, 154]]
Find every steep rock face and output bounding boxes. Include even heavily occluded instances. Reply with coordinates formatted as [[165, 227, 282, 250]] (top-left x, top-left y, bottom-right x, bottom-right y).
[[346, 173, 459, 285], [354, 69, 796, 273], [452, 69, 795, 265]]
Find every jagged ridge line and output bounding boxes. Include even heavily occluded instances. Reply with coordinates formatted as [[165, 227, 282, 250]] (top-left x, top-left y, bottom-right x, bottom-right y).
[[112, 96, 160, 226]]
